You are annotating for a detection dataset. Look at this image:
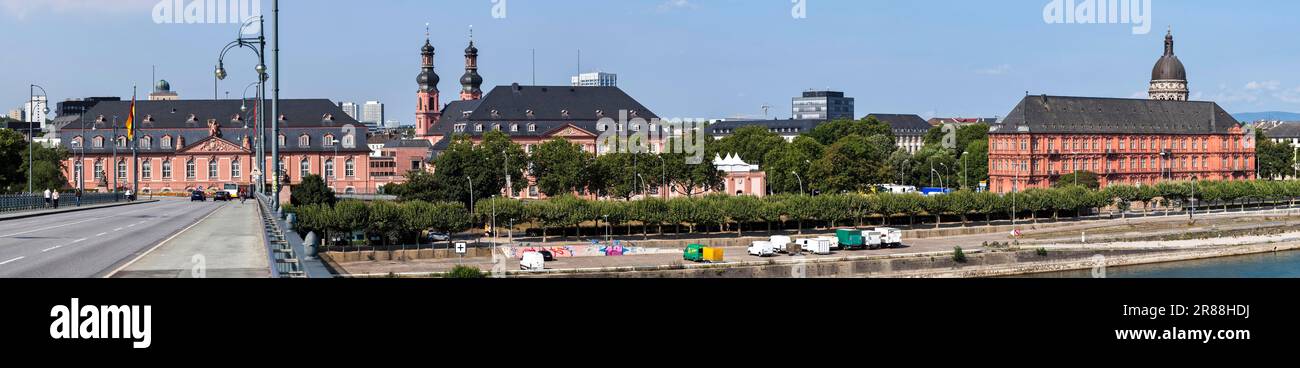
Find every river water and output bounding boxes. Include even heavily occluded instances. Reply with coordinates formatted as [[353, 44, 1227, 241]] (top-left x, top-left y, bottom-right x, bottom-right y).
[[1017, 250, 1300, 278]]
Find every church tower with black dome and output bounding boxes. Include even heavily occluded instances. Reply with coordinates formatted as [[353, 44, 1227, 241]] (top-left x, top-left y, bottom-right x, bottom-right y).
[[415, 28, 442, 137], [1149, 28, 1190, 101]]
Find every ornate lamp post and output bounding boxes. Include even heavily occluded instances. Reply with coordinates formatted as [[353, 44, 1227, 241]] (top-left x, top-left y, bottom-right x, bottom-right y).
[[216, 16, 268, 195]]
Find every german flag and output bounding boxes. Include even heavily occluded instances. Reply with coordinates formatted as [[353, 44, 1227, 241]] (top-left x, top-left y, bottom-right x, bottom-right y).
[[125, 96, 136, 141]]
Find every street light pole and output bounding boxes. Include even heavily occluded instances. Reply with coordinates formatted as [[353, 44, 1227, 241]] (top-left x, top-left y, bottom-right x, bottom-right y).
[[792, 171, 804, 196], [963, 151, 970, 190], [272, 0, 281, 209], [28, 84, 49, 194]]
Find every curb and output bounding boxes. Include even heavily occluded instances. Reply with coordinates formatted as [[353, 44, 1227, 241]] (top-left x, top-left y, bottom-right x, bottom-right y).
[[0, 200, 161, 221]]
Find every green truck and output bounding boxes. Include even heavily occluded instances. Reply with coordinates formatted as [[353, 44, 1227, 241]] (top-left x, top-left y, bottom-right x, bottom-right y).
[[684, 244, 706, 262], [836, 229, 866, 250]]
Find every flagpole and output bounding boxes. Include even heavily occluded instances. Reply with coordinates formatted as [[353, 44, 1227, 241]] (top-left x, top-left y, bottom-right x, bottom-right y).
[[131, 85, 139, 199]]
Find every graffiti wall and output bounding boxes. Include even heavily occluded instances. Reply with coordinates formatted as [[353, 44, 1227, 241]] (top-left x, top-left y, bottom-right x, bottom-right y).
[[506, 241, 676, 259]]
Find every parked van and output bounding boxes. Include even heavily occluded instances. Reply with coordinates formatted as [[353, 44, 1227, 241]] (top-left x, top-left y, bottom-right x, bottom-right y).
[[878, 227, 904, 248], [817, 236, 840, 250], [862, 230, 885, 250], [520, 252, 546, 271], [748, 241, 777, 257], [770, 235, 793, 253]]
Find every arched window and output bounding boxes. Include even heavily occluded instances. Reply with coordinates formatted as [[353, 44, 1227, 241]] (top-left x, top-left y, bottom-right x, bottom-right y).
[[71, 136, 83, 148], [345, 158, 355, 177], [325, 159, 335, 179], [278, 134, 286, 147], [162, 159, 173, 179], [231, 158, 242, 178], [298, 134, 310, 147], [93, 136, 105, 148], [116, 136, 128, 148], [142, 159, 152, 179], [323, 134, 335, 147], [116, 159, 127, 179], [161, 135, 172, 149], [207, 158, 218, 179], [342, 134, 354, 147], [186, 158, 196, 179], [93, 159, 104, 179], [344, 187, 356, 195], [528, 124, 537, 132], [139, 136, 151, 149], [300, 158, 311, 179]]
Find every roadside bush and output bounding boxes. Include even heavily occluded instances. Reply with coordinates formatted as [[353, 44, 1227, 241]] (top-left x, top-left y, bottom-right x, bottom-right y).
[[953, 246, 968, 263], [447, 265, 486, 278]]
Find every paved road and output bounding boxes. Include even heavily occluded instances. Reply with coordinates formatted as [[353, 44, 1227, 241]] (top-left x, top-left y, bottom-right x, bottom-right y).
[[0, 199, 225, 278]]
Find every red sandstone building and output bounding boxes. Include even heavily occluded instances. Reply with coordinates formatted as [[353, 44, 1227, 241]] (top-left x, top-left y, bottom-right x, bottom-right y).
[[988, 31, 1255, 193]]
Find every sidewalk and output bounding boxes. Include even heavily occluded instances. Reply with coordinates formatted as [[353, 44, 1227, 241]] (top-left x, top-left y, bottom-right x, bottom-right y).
[[0, 199, 159, 221], [111, 201, 271, 278]]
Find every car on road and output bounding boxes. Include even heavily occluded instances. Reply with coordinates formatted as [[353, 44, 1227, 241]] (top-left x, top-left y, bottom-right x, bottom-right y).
[[426, 232, 450, 242], [213, 191, 231, 202], [190, 191, 206, 202]]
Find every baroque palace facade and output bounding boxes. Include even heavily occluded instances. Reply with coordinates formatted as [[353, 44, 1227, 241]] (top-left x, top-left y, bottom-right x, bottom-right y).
[[987, 30, 1255, 193]]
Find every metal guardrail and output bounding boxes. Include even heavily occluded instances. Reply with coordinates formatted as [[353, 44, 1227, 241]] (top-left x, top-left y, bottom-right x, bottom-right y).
[[0, 192, 124, 214], [255, 193, 307, 278]]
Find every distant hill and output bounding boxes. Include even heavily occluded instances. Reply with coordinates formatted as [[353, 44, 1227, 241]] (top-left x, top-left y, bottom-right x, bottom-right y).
[[1233, 111, 1300, 122]]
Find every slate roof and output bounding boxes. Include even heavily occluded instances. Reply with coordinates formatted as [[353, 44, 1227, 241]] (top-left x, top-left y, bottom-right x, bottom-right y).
[[57, 99, 370, 154], [1264, 122, 1300, 139], [992, 95, 1240, 135], [707, 119, 824, 137], [866, 113, 932, 136]]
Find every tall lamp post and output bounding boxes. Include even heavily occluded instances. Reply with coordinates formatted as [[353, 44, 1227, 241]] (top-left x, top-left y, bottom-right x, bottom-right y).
[[962, 151, 970, 190], [28, 84, 49, 194], [787, 171, 804, 196], [656, 155, 666, 199], [215, 16, 268, 196]]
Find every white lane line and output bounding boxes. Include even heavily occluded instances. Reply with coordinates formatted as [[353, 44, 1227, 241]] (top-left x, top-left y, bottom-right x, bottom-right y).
[[126, 224, 136, 228], [114, 227, 123, 232], [72, 238, 87, 244], [0, 201, 180, 239], [0, 256, 23, 266], [42, 245, 62, 252], [96, 233, 107, 237]]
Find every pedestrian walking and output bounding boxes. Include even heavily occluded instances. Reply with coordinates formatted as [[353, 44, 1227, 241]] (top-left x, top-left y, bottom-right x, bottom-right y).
[[43, 189, 51, 208], [52, 190, 60, 209]]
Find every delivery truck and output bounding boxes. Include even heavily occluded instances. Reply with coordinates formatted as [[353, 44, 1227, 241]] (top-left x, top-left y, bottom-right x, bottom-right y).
[[877, 227, 903, 248], [862, 229, 885, 250], [797, 238, 832, 255], [748, 241, 777, 257], [685, 244, 725, 263]]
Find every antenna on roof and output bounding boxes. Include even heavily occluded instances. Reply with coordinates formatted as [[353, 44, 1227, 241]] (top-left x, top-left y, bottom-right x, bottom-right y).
[[531, 49, 536, 86]]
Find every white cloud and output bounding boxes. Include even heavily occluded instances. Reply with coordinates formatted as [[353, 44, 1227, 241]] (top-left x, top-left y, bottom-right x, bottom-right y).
[[1, 0, 157, 21], [1245, 80, 1281, 91], [657, 0, 698, 12], [976, 64, 1012, 76]]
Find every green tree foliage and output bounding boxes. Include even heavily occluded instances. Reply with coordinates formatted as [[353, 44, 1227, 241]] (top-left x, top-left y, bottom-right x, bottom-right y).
[[290, 174, 337, 207], [810, 134, 895, 193], [1054, 171, 1101, 190], [529, 139, 592, 197], [713, 125, 786, 167], [1256, 129, 1295, 179], [22, 145, 70, 192], [808, 117, 895, 146], [763, 136, 825, 194]]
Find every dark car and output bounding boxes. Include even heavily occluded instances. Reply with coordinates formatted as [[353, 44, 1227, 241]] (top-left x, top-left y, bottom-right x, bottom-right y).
[[190, 191, 206, 202], [213, 191, 231, 202], [538, 250, 556, 262]]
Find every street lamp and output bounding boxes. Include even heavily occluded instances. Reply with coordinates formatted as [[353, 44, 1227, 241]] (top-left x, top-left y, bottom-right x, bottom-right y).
[[28, 84, 49, 194], [792, 171, 804, 196], [656, 155, 666, 199], [216, 15, 268, 195], [962, 151, 970, 190], [939, 163, 951, 189]]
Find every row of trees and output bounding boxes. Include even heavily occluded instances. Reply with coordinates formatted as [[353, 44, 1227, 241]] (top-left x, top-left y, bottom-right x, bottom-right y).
[[385, 130, 727, 206], [290, 179, 1300, 247]]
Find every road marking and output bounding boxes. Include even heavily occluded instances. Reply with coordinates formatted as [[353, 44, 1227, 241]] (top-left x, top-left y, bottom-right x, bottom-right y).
[[42, 245, 62, 252], [114, 227, 123, 232], [0, 256, 23, 266], [104, 204, 225, 278], [127, 224, 136, 228], [96, 233, 107, 237], [72, 238, 86, 244]]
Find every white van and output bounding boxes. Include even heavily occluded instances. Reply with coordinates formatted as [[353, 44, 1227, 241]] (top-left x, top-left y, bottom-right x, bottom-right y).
[[862, 230, 884, 250], [520, 252, 546, 271], [877, 228, 903, 248], [748, 241, 776, 257]]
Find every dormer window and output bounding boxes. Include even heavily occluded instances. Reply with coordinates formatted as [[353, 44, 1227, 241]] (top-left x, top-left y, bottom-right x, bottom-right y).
[[462, 111, 472, 118], [139, 136, 152, 149], [161, 135, 172, 149], [71, 136, 84, 148], [511, 124, 519, 132], [342, 135, 355, 147], [299, 134, 311, 147], [323, 134, 336, 147], [528, 124, 537, 132], [475, 124, 484, 132]]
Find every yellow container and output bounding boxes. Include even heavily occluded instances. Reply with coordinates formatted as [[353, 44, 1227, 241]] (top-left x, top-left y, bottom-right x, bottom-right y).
[[703, 248, 725, 262]]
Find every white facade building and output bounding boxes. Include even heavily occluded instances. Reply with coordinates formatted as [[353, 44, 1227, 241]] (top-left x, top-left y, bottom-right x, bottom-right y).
[[25, 96, 48, 129], [362, 101, 384, 125], [571, 72, 618, 87]]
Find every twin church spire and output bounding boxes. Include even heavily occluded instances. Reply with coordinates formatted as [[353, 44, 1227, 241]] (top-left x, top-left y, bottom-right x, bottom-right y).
[[414, 25, 483, 136]]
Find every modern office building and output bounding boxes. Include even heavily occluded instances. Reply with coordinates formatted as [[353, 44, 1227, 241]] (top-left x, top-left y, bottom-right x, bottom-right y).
[[792, 90, 854, 120], [338, 101, 360, 121], [571, 72, 618, 87], [362, 101, 384, 126]]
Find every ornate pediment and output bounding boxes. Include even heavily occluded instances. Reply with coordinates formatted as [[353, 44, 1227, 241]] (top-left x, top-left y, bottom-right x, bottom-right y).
[[178, 136, 249, 154], [547, 124, 596, 139]]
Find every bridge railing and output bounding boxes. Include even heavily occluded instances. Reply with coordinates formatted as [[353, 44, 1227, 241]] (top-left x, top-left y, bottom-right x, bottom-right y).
[[0, 192, 123, 214]]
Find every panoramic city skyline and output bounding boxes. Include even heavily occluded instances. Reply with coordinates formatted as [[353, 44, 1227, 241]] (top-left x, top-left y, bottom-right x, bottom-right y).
[[3, 0, 1299, 122]]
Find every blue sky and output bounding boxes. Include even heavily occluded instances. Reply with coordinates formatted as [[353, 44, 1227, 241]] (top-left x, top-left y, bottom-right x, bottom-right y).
[[3, 0, 1298, 123]]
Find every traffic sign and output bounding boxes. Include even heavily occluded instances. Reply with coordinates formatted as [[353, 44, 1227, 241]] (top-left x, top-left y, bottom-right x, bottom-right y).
[[454, 242, 467, 255]]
